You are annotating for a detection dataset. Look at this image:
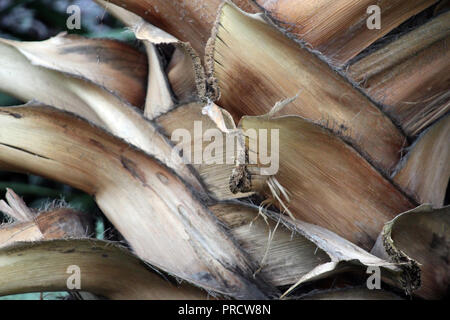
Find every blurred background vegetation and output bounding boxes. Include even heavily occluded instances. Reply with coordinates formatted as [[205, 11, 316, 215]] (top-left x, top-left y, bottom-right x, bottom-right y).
[[0, 0, 132, 300]]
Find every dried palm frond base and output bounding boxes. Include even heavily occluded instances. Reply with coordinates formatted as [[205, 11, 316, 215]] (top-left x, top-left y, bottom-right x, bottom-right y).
[[0, 0, 448, 300]]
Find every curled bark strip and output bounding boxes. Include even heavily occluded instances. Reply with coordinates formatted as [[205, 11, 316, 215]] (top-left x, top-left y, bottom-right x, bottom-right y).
[[96, 0, 208, 116], [372, 204, 450, 299], [100, 0, 260, 58]]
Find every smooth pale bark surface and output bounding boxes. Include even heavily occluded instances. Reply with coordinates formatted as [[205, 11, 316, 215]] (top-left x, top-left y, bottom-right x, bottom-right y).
[[256, 0, 438, 65], [0, 240, 206, 300], [372, 205, 450, 299], [0, 34, 148, 108], [348, 12, 450, 136], [207, 2, 406, 173], [393, 116, 449, 208], [96, 0, 219, 105], [0, 41, 205, 194], [0, 105, 274, 299], [143, 41, 175, 119], [240, 115, 415, 250]]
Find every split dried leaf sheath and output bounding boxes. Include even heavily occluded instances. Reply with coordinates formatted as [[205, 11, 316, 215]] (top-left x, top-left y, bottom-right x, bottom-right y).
[[240, 115, 415, 250], [155, 102, 258, 200], [212, 201, 410, 293], [207, 2, 406, 172], [0, 105, 275, 299]]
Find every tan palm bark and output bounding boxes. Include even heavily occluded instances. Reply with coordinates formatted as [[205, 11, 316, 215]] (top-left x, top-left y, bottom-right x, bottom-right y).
[[393, 115, 450, 207], [255, 0, 438, 65], [0, 0, 446, 300], [0, 40, 205, 194], [348, 11, 450, 136], [0, 34, 147, 107], [95, 0, 207, 108], [155, 102, 256, 200], [0, 209, 91, 248], [103, 0, 260, 57], [0, 105, 274, 299], [0, 106, 416, 297], [240, 115, 415, 250], [0, 189, 93, 248], [214, 202, 413, 297], [206, 2, 406, 173]]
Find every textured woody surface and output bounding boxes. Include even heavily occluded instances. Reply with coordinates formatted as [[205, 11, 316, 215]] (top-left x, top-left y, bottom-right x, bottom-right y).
[[393, 116, 450, 207], [372, 205, 450, 299], [0, 105, 275, 299], [348, 11, 450, 136], [208, 3, 406, 172], [0, 40, 205, 194], [0, 34, 148, 108], [256, 0, 438, 65], [105, 0, 259, 57], [241, 115, 415, 250]]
